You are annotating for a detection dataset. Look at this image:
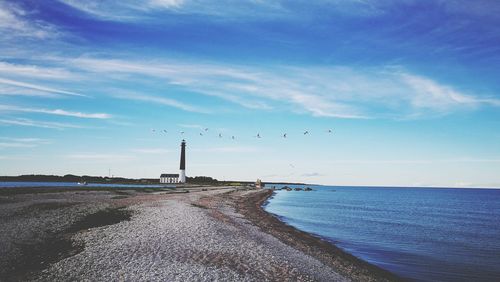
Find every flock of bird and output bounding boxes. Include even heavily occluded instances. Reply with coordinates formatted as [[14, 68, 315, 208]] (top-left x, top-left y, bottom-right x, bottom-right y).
[[150, 128, 334, 140], [149, 127, 334, 169]]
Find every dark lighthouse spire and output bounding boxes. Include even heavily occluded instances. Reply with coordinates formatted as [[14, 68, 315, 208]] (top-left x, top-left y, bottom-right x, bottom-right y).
[[179, 140, 186, 183], [180, 139, 186, 170]]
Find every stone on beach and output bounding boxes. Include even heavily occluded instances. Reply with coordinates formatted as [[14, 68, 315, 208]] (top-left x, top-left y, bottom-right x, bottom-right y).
[[31, 189, 346, 281]]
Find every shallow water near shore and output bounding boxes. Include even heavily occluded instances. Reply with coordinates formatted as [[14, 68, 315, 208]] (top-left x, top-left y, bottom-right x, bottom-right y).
[[264, 185, 500, 281]]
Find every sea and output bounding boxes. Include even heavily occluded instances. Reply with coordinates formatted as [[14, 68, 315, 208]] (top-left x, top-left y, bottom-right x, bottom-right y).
[[264, 185, 500, 281]]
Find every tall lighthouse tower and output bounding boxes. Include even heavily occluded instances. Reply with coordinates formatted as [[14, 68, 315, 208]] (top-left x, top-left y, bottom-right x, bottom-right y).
[[179, 139, 186, 183]]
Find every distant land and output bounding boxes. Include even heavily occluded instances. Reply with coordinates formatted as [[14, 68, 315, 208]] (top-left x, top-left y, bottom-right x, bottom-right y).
[[0, 174, 306, 186]]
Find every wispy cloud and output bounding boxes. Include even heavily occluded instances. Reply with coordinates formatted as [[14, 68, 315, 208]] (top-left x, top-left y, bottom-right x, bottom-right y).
[[0, 137, 51, 149], [57, 0, 285, 21], [66, 57, 499, 119], [0, 118, 84, 130], [0, 61, 75, 80], [67, 57, 364, 118], [57, 0, 500, 24], [0, 2, 60, 39], [0, 78, 86, 97], [58, 0, 185, 21], [111, 91, 209, 113], [0, 142, 37, 148], [0, 155, 30, 160], [0, 104, 112, 119], [0, 137, 50, 143], [0, 85, 61, 98], [2, 55, 496, 120], [399, 73, 499, 112]]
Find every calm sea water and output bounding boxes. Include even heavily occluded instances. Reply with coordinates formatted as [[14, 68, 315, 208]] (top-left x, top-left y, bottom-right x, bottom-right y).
[[264, 185, 500, 281]]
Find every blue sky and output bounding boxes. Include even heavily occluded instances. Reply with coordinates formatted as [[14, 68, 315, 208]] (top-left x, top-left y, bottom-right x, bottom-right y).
[[1, 0, 500, 187]]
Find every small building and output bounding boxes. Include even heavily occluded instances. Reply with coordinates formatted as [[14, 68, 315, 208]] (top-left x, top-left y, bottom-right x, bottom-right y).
[[255, 179, 264, 189], [160, 173, 179, 184]]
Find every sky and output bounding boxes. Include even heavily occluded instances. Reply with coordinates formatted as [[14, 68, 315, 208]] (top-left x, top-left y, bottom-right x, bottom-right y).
[[1, 0, 500, 187]]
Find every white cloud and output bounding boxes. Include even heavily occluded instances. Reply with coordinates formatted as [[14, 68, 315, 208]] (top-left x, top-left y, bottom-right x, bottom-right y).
[[0, 61, 75, 80], [400, 73, 486, 111], [0, 137, 50, 143], [0, 78, 86, 97], [0, 85, 60, 98], [111, 91, 209, 113], [0, 118, 83, 130], [0, 2, 59, 39], [47, 0, 500, 27], [0, 155, 30, 160], [0, 104, 112, 119], [148, 0, 185, 9], [45, 109, 111, 119], [0, 142, 37, 148], [66, 56, 500, 119], [56, 0, 285, 21], [0, 137, 51, 149], [67, 57, 363, 117], [58, 0, 185, 21], [5, 55, 495, 119]]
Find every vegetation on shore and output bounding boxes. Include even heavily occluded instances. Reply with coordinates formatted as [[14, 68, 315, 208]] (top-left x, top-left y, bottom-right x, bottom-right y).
[[0, 174, 224, 185], [0, 174, 308, 187]]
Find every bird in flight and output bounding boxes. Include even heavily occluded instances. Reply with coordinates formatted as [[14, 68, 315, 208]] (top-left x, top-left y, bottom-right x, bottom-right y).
[[151, 129, 156, 133], [303, 131, 309, 135], [283, 133, 287, 138], [219, 133, 222, 138], [327, 129, 333, 133], [199, 133, 203, 136], [204, 128, 209, 131], [180, 131, 185, 135], [232, 136, 235, 140], [163, 129, 167, 133], [255, 133, 261, 138]]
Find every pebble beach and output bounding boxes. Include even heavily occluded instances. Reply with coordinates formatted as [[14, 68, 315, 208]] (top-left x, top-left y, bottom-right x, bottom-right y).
[[0, 187, 399, 281]]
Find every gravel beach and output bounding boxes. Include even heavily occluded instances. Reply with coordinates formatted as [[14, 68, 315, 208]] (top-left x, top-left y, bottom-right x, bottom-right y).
[[0, 187, 400, 281]]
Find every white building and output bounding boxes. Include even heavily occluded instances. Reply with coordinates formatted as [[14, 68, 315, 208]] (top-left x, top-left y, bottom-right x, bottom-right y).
[[159, 140, 187, 184], [160, 173, 179, 183]]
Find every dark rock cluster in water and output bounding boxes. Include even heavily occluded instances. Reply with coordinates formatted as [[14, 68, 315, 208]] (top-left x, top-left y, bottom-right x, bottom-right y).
[[271, 186, 313, 191]]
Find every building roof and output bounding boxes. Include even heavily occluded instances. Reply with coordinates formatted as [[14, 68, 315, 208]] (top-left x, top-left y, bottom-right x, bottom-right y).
[[160, 173, 179, 177]]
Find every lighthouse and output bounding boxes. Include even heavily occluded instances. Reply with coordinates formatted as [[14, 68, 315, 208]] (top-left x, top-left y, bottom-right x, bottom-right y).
[[179, 139, 186, 183]]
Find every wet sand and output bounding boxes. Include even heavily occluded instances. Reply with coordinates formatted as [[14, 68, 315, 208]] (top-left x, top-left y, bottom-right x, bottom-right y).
[[0, 186, 401, 281]]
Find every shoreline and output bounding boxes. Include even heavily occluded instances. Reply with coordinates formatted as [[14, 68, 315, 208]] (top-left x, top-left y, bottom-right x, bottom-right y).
[[232, 189, 402, 282], [1, 186, 402, 281]]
